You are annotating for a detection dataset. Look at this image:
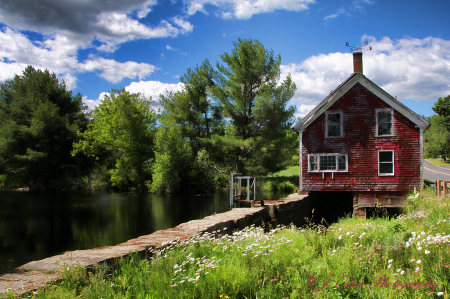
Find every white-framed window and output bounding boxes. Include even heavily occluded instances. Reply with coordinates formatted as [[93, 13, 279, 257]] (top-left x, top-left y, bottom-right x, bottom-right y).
[[308, 154, 348, 172], [376, 109, 393, 136], [378, 150, 394, 176], [326, 111, 343, 138]]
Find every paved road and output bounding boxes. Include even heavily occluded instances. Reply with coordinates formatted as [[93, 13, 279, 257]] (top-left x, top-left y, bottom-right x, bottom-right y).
[[423, 159, 450, 181]]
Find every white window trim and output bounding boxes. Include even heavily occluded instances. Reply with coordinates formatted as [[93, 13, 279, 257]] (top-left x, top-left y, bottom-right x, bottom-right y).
[[325, 111, 344, 138], [376, 108, 394, 137], [308, 153, 348, 172], [378, 150, 395, 176]]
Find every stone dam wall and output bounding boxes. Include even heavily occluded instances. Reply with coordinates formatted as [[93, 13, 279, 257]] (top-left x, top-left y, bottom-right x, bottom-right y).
[[0, 193, 310, 296]]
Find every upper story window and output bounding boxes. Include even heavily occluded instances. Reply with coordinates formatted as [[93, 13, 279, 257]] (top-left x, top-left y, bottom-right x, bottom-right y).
[[309, 154, 348, 172], [376, 109, 393, 136], [326, 111, 343, 138]]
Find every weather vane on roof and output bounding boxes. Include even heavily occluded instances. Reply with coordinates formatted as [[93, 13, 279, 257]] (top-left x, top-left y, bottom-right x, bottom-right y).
[[346, 40, 372, 52]]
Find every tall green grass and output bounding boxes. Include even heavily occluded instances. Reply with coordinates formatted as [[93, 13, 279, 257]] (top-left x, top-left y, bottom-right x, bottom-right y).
[[12, 189, 450, 298]]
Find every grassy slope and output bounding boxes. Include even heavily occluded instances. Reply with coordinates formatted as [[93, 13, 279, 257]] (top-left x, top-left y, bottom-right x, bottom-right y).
[[427, 158, 450, 167], [11, 188, 450, 299], [268, 166, 300, 177], [260, 166, 300, 192]]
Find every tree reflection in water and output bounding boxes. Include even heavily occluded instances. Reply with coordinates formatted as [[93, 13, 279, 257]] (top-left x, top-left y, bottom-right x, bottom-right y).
[[0, 190, 291, 274]]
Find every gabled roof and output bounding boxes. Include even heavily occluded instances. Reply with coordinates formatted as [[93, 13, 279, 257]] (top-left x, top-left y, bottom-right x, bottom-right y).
[[292, 72, 430, 132]]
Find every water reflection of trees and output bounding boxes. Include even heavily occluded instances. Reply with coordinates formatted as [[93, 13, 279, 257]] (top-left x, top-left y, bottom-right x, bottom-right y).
[[1, 190, 289, 274], [0, 191, 230, 274]]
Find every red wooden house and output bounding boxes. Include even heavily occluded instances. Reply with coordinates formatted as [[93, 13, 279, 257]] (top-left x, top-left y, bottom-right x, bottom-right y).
[[292, 52, 430, 218]]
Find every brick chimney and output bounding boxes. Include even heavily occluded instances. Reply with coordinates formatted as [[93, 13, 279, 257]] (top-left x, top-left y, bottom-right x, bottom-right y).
[[353, 51, 363, 73]]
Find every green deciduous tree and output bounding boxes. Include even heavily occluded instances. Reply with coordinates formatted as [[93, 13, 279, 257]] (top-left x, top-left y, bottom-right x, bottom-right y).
[[424, 115, 450, 161], [152, 60, 225, 193], [151, 121, 218, 193], [150, 123, 194, 193], [432, 95, 450, 131], [72, 89, 156, 190], [210, 38, 297, 174], [0, 66, 88, 188], [160, 60, 223, 154]]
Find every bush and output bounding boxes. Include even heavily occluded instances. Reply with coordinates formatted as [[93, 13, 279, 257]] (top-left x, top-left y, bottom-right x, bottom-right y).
[[423, 178, 434, 187], [261, 176, 298, 192]]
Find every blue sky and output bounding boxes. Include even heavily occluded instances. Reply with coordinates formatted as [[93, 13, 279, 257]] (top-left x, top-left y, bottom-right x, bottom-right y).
[[1, 0, 449, 117]]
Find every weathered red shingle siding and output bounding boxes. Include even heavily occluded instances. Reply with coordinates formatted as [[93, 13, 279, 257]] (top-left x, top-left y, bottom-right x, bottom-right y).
[[302, 83, 421, 192]]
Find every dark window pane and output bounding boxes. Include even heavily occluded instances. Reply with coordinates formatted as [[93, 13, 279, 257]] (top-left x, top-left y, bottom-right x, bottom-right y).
[[338, 156, 346, 170], [379, 151, 393, 162], [328, 113, 341, 125], [377, 111, 392, 135], [328, 125, 341, 137], [378, 123, 392, 135], [320, 155, 336, 170], [377, 111, 391, 122], [327, 113, 342, 137], [380, 163, 393, 174]]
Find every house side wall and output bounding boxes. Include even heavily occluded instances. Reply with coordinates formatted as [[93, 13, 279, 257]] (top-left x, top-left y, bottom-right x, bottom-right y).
[[301, 83, 421, 192]]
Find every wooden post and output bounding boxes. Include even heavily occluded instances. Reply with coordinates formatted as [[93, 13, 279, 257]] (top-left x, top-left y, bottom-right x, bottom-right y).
[[437, 180, 443, 198], [247, 178, 250, 201], [230, 173, 241, 210], [238, 178, 242, 197], [444, 181, 450, 198], [230, 173, 234, 210], [254, 177, 256, 201]]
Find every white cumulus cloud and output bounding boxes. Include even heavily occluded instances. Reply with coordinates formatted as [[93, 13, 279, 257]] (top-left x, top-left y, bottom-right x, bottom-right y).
[[95, 14, 193, 52], [125, 80, 184, 112], [282, 36, 450, 117], [0, 0, 190, 54], [78, 58, 158, 83], [0, 0, 193, 86], [185, 0, 315, 19], [0, 27, 159, 87], [83, 81, 184, 113], [0, 28, 78, 74], [82, 93, 109, 112], [0, 59, 28, 82]]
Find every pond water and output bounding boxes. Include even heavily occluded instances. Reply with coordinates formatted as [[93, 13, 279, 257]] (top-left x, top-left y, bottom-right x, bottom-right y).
[[0, 190, 290, 274]]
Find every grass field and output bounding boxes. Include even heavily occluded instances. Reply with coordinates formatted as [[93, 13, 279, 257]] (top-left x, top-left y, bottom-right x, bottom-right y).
[[8, 187, 449, 299], [260, 166, 300, 192], [268, 166, 300, 177]]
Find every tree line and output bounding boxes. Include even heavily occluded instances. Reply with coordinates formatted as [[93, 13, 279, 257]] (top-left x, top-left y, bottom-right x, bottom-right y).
[[425, 95, 450, 161], [0, 38, 299, 192]]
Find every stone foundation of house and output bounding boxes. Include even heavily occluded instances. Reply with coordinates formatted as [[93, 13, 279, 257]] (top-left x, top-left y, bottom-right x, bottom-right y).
[[352, 191, 409, 219]]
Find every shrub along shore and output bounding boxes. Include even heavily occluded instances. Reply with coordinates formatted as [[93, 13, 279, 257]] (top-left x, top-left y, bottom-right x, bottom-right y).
[[7, 187, 449, 298]]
